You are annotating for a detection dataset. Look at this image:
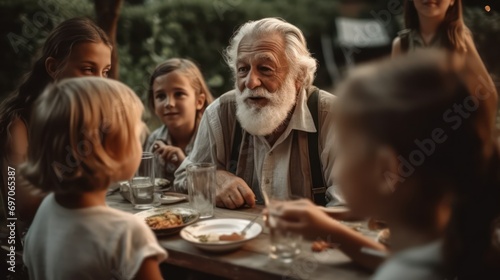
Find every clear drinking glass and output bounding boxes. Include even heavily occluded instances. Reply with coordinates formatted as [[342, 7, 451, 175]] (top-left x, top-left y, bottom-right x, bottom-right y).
[[129, 152, 160, 209], [186, 163, 216, 219], [265, 194, 303, 263]]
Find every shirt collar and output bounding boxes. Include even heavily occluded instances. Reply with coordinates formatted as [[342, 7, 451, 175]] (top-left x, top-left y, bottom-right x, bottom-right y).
[[287, 86, 317, 133], [159, 124, 197, 154], [411, 29, 443, 48]]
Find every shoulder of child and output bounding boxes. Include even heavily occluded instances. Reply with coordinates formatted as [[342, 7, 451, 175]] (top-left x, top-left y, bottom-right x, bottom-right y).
[[392, 36, 403, 58], [107, 210, 167, 279], [6, 116, 28, 164]]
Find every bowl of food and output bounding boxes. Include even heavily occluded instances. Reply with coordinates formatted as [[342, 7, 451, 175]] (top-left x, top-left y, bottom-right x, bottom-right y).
[[180, 218, 262, 252], [135, 207, 200, 236]]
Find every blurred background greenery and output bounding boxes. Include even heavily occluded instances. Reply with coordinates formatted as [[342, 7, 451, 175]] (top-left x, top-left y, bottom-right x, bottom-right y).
[[1, 0, 499, 126]]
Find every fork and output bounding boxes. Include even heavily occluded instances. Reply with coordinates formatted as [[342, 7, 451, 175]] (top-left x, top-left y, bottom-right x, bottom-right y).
[[240, 216, 259, 236]]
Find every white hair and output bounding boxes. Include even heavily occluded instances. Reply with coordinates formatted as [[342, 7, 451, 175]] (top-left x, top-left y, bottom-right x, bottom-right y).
[[223, 17, 317, 89]]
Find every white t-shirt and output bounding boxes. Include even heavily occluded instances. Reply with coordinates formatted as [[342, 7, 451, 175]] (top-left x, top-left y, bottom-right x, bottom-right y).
[[23, 193, 167, 280], [372, 240, 444, 280]]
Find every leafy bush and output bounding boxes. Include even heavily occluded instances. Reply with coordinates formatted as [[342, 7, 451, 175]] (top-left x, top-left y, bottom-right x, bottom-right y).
[[117, 0, 340, 101], [1, 0, 498, 110]]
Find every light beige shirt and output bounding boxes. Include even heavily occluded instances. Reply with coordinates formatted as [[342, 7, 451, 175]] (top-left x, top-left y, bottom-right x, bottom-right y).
[[174, 86, 343, 205]]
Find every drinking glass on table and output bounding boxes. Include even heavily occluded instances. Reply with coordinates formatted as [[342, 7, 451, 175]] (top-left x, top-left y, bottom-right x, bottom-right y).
[[129, 152, 160, 209], [265, 194, 303, 263], [186, 163, 216, 219]]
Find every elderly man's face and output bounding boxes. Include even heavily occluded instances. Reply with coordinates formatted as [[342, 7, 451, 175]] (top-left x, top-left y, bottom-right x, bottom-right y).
[[234, 33, 299, 136], [236, 33, 290, 101]]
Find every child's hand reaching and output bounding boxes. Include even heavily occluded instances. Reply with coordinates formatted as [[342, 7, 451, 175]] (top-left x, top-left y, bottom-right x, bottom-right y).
[[152, 140, 186, 169], [271, 199, 342, 240]]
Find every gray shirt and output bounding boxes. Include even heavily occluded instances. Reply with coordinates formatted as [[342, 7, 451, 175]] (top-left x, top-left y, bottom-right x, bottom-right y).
[[144, 125, 195, 182], [372, 241, 444, 280], [174, 87, 342, 205]]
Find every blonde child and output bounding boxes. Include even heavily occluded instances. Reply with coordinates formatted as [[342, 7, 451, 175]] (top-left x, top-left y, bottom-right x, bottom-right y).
[[21, 77, 167, 280], [274, 51, 500, 279], [144, 58, 214, 182], [393, 0, 498, 141]]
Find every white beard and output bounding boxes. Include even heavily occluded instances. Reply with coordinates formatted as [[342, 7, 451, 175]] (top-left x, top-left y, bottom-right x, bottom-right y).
[[235, 74, 298, 136]]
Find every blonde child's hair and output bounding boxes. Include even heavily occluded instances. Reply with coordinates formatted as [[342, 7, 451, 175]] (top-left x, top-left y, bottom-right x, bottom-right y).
[[21, 77, 144, 193], [148, 58, 214, 120]]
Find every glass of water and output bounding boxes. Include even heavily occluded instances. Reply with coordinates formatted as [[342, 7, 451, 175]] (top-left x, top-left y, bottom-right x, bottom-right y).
[[186, 163, 216, 219], [265, 195, 303, 263], [129, 152, 160, 209]]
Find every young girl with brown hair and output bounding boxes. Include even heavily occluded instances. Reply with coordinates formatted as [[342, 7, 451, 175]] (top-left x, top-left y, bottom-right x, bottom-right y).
[[144, 58, 214, 182]]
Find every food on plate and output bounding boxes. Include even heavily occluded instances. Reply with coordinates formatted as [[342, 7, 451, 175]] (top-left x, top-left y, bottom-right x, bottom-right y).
[[219, 232, 245, 241], [368, 218, 388, 231], [145, 211, 183, 229], [311, 240, 339, 252], [377, 228, 391, 247], [155, 178, 170, 189]]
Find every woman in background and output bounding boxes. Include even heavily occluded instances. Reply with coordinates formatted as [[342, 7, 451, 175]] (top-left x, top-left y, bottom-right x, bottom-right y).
[[393, 0, 498, 142]]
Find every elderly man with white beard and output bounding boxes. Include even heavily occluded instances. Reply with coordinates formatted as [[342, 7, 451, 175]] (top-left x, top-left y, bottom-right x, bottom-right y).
[[174, 18, 340, 209]]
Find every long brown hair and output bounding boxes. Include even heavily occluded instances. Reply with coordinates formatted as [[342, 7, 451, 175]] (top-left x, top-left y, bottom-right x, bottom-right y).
[[404, 0, 468, 52], [336, 50, 500, 278], [148, 58, 214, 120], [0, 17, 111, 155]]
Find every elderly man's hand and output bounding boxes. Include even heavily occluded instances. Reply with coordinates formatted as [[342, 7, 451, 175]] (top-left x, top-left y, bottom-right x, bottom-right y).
[[215, 170, 256, 209]]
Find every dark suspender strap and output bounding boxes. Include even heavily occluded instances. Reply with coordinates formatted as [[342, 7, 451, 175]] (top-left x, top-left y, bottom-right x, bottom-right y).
[[229, 117, 242, 175], [307, 89, 327, 206], [230, 90, 326, 205]]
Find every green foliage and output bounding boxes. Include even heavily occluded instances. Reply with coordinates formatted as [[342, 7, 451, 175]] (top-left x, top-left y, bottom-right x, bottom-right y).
[[0, 0, 94, 96], [1, 0, 499, 110], [117, 0, 340, 102], [464, 8, 500, 81]]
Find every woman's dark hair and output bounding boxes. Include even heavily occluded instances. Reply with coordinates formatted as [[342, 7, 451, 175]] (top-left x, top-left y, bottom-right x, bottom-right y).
[[404, 0, 468, 52], [148, 58, 214, 120], [0, 17, 111, 155], [336, 50, 500, 278]]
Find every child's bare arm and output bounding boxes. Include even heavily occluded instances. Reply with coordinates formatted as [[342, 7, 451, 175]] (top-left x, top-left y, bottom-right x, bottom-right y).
[[277, 199, 387, 271], [134, 257, 163, 280]]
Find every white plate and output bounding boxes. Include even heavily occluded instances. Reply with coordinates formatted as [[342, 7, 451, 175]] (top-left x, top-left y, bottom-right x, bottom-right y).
[[135, 207, 199, 236], [180, 218, 262, 252], [159, 192, 187, 204]]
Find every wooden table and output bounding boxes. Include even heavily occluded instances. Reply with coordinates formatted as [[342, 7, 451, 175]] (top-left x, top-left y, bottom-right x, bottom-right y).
[[107, 193, 371, 280]]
